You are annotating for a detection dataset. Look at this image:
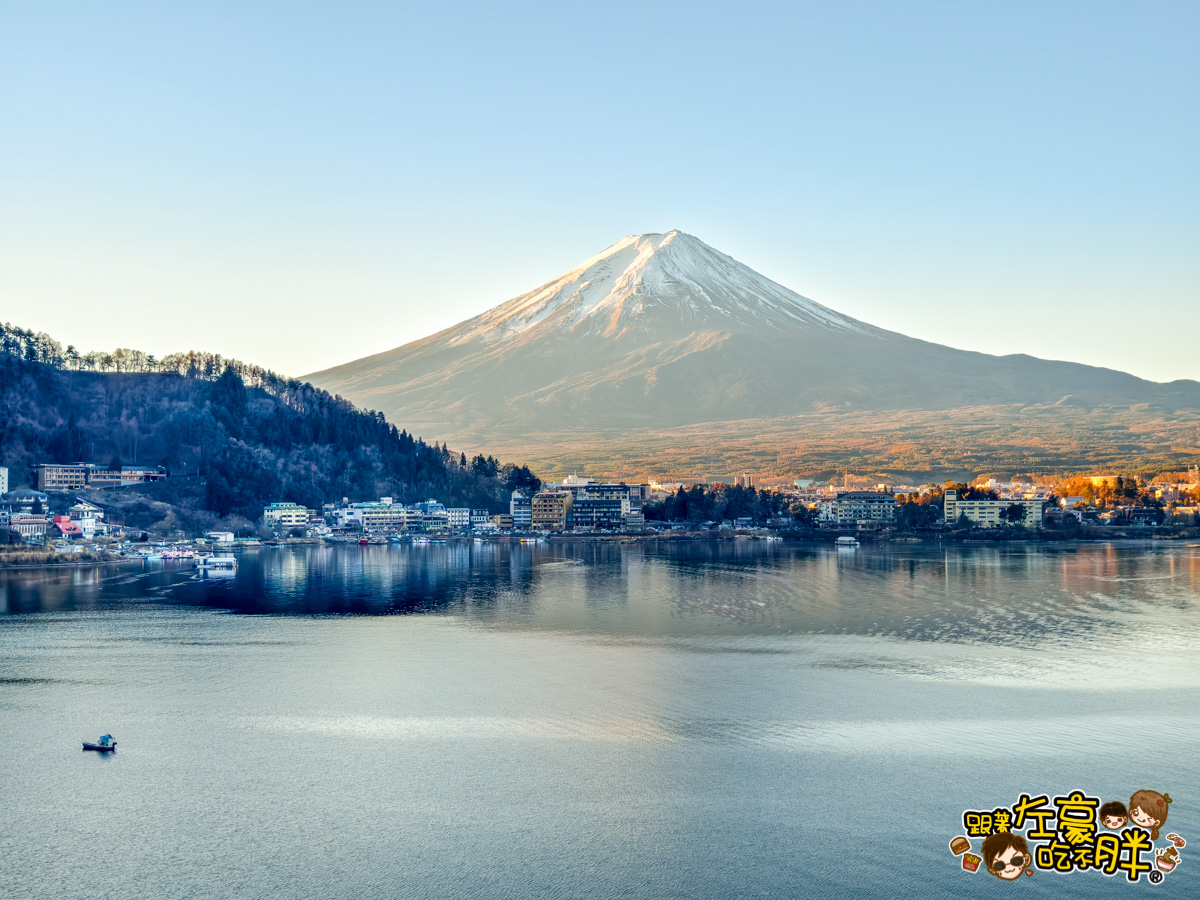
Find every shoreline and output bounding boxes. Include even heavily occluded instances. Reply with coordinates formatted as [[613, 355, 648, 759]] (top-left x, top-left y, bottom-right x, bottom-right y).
[[4, 529, 1195, 574]]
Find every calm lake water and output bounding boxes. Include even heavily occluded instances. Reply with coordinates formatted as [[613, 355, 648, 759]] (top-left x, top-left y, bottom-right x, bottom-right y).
[[2, 540, 1198, 899]]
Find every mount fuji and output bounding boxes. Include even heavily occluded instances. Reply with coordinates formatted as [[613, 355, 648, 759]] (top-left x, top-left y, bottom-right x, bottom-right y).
[[306, 232, 1200, 477]]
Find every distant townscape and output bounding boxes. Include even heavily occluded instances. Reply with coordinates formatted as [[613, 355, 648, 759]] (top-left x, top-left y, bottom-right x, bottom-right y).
[[2, 319, 1199, 558], [3, 462, 1198, 553]]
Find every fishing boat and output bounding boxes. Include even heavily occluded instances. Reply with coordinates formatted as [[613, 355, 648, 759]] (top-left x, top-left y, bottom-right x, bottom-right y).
[[83, 734, 117, 752], [835, 536, 859, 548]]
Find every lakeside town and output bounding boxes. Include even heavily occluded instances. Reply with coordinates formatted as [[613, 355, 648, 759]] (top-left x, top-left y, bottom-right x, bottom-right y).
[[3, 460, 1199, 562]]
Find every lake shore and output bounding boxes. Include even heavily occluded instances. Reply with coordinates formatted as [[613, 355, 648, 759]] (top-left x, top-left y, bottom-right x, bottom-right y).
[[0, 548, 132, 569]]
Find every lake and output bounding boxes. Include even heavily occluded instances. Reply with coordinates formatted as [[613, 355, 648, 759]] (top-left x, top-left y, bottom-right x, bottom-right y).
[[2, 540, 1198, 898]]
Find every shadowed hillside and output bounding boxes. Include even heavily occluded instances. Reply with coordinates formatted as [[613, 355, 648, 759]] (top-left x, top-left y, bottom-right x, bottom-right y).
[[0, 324, 539, 531]]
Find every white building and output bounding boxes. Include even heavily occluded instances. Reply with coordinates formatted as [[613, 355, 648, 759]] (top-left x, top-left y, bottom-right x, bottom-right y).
[[818, 492, 897, 525], [0, 467, 7, 495], [470, 509, 490, 527], [263, 502, 311, 531], [447, 508, 471, 529], [9, 514, 48, 542], [944, 490, 1044, 528], [333, 499, 410, 531]]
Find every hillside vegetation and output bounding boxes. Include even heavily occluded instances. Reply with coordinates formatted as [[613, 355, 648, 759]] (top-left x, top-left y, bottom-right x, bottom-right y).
[[0, 323, 539, 532]]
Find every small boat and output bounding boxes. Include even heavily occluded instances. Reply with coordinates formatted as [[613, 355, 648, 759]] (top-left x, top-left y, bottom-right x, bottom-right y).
[[835, 536, 859, 548], [83, 734, 117, 752], [196, 555, 238, 570]]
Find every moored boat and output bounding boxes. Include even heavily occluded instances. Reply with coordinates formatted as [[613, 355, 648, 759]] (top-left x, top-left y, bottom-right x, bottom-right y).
[[196, 555, 237, 570]]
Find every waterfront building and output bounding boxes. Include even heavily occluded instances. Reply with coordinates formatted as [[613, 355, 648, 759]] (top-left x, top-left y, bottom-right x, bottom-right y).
[[510, 492, 532, 529], [0, 466, 7, 495], [490, 514, 514, 529], [570, 484, 627, 530], [361, 502, 410, 531], [9, 514, 49, 542], [818, 491, 897, 526], [531, 490, 573, 530], [447, 508, 471, 529], [471, 509, 490, 528], [263, 502, 311, 531], [412, 500, 450, 533], [943, 490, 1045, 528], [622, 508, 645, 528]]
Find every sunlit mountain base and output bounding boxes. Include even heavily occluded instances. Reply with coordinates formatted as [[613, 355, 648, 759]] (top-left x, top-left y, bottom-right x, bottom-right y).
[[308, 232, 1200, 477]]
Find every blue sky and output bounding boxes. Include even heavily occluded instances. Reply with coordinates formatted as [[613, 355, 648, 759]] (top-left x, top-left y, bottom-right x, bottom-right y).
[[2, 2, 1197, 380]]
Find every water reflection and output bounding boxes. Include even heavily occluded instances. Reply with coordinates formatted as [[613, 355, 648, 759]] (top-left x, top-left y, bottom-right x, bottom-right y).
[[2, 542, 1199, 900], [2, 543, 1198, 654]]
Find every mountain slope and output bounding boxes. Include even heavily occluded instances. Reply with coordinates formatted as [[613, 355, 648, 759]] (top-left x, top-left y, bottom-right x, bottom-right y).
[[307, 231, 1200, 475]]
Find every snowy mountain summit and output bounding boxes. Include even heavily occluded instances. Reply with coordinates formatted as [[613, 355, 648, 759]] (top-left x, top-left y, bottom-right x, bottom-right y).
[[307, 229, 1200, 472], [448, 231, 868, 347]]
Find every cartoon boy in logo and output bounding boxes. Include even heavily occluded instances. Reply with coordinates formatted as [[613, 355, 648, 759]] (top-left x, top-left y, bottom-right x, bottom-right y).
[[981, 831, 1032, 881], [1100, 800, 1128, 830], [1129, 790, 1172, 841]]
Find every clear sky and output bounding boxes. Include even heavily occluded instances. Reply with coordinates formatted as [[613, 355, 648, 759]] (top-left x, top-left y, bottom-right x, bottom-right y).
[[2, 2, 1197, 381]]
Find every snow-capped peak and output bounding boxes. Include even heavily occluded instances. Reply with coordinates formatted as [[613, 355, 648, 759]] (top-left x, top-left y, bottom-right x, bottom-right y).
[[446, 230, 868, 347]]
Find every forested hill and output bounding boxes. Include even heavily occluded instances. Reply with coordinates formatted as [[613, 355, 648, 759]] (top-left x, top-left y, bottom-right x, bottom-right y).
[[0, 323, 539, 528]]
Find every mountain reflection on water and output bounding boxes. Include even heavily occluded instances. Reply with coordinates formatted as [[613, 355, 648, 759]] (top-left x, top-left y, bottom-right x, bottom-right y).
[[4, 541, 1200, 647]]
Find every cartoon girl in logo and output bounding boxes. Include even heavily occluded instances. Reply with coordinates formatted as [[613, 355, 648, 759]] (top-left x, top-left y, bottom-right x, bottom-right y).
[[1100, 800, 1128, 830], [1129, 790, 1172, 841], [981, 831, 1032, 881]]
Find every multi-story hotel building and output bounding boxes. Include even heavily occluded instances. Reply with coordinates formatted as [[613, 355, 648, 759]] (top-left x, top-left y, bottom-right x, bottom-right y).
[[263, 502, 311, 530], [35, 463, 166, 491], [818, 491, 897, 526], [943, 490, 1045, 528], [531, 490, 573, 530]]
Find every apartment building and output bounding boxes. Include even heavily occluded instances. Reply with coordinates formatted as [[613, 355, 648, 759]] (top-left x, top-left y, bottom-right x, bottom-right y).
[[943, 490, 1045, 528]]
